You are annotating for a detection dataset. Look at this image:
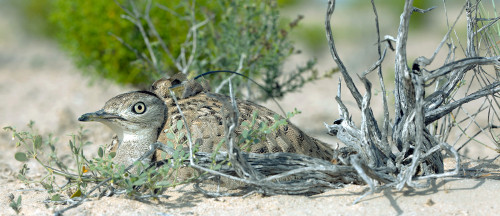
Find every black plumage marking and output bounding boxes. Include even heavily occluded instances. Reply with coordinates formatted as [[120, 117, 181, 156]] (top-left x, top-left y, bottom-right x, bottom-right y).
[[257, 147, 268, 153], [283, 125, 289, 132], [271, 146, 281, 153]]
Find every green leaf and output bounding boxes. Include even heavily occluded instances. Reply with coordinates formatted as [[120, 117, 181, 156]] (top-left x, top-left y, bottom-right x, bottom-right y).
[[98, 147, 104, 158], [19, 164, 28, 175], [172, 151, 179, 160], [14, 152, 28, 162], [28, 120, 35, 128], [3, 126, 13, 131], [176, 145, 183, 151], [166, 133, 175, 140], [69, 140, 75, 152], [242, 130, 249, 138], [51, 194, 62, 201], [34, 135, 42, 149], [41, 182, 53, 191], [70, 188, 82, 198], [176, 120, 183, 131], [16, 195, 22, 205], [109, 152, 116, 158], [132, 178, 147, 186], [10, 195, 21, 213], [167, 141, 174, 148], [156, 181, 171, 186]]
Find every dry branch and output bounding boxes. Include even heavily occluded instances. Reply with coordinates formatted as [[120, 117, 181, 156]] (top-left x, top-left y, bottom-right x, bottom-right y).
[[323, 0, 499, 200]]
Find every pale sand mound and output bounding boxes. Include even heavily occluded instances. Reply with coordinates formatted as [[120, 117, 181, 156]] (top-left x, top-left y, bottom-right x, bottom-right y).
[[1, 177, 499, 215]]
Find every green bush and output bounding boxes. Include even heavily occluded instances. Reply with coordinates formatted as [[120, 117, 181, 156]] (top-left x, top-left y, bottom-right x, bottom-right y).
[[8, 0, 330, 99], [48, 0, 329, 99], [50, 0, 193, 85]]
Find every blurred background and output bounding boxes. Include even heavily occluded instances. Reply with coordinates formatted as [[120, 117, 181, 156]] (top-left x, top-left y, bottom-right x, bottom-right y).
[[1, 0, 498, 159]]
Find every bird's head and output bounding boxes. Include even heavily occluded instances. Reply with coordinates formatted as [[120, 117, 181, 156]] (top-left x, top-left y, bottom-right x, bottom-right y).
[[78, 91, 167, 143]]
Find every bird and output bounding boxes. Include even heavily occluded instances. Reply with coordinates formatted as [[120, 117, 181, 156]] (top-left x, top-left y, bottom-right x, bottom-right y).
[[79, 75, 337, 175]]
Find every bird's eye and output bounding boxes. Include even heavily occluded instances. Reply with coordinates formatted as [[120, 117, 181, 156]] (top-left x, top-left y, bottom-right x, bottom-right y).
[[171, 79, 182, 87], [132, 102, 146, 114]]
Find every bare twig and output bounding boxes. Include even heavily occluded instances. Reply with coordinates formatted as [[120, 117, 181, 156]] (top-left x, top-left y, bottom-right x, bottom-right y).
[[393, 0, 414, 127], [412, 3, 466, 70], [325, 0, 362, 107], [144, 1, 183, 71], [225, 79, 264, 181], [370, 0, 391, 147], [215, 54, 246, 93], [413, 6, 437, 14], [181, 0, 200, 74], [425, 82, 500, 124], [128, 0, 160, 73], [424, 56, 500, 81], [108, 32, 154, 70]]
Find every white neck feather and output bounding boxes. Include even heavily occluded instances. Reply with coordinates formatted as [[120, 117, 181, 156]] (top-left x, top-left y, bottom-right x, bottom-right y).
[[114, 129, 159, 167]]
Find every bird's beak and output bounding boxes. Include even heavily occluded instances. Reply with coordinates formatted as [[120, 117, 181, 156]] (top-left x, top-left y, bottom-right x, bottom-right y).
[[78, 110, 124, 122]]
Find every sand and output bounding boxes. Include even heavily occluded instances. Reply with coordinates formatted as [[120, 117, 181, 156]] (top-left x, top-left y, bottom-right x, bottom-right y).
[[1, 3, 499, 216]]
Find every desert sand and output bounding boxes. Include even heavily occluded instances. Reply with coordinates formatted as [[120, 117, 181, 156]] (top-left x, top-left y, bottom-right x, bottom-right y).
[[1, 3, 499, 216]]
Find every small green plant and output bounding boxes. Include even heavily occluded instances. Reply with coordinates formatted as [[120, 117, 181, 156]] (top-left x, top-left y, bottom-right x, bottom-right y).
[[239, 108, 300, 151], [156, 119, 200, 188], [5, 122, 96, 199], [3, 120, 200, 201], [9, 194, 22, 214], [4, 108, 299, 205]]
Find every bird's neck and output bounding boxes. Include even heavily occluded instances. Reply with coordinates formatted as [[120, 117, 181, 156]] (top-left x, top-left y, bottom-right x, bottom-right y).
[[121, 130, 158, 145], [114, 129, 160, 167]]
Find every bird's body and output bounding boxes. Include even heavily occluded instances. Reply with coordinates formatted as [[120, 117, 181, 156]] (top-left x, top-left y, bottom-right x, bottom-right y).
[[79, 76, 335, 174], [151, 75, 334, 161], [155, 92, 334, 161]]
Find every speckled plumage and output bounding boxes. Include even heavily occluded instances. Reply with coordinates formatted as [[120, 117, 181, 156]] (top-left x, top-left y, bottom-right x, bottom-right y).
[[151, 76, 335, 162]]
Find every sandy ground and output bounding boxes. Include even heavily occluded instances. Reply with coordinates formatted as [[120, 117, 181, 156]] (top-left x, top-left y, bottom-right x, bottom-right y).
[[1, 2, 500, 216]]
